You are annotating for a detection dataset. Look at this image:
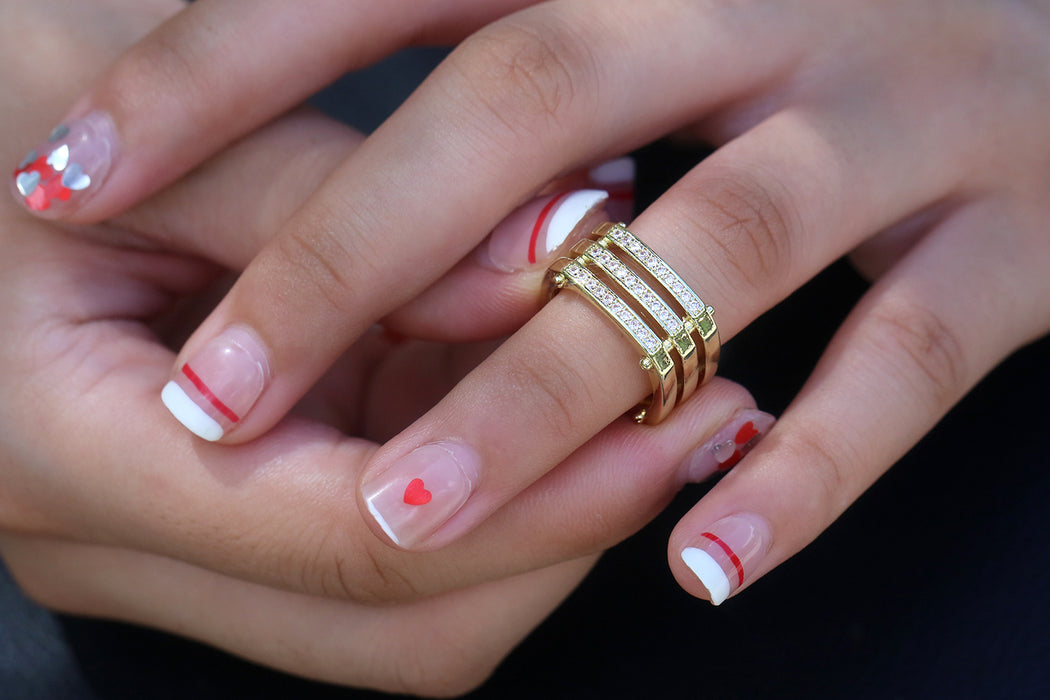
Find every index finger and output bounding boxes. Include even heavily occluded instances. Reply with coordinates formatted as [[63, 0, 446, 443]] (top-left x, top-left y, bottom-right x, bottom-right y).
[[9, 0, 533, 220]]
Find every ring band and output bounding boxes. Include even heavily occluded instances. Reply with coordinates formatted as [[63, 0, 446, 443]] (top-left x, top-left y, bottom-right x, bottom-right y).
[[543, 222, 720, 424]]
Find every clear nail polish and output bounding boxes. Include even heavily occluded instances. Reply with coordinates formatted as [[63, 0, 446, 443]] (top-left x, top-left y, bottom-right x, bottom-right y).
[[587, 157, 635, 224], [11, 111, 117, 216], [682, 409, 776, 482], [161, 327, 270, 441], [480, 189, 609, 272], [361, 442, 481, 548], [681, 513, 772, 605]]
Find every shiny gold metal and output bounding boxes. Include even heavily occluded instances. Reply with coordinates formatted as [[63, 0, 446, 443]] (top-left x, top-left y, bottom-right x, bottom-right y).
[[543, 222, 721, 425]]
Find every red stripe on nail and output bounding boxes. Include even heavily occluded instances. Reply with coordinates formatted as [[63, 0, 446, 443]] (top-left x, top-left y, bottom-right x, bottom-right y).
[[700, 531, 745, 587], [527, 191, 571, 264], [181, 364, 240, 423]]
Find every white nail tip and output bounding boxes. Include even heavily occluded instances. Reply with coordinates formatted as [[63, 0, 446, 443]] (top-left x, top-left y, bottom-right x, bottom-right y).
[[366, 497, 402, 545], [161, 381, 223, 442], [682, 547, 731, 605], [588, 157, 635, 184], [545, 189, 609, 254]]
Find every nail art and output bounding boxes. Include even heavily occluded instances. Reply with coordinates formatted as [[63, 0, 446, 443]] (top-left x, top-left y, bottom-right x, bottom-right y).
[[587, 157, 635, 224], [481, 189, 609, 272], [681, 513, 771, 605], [161, 327, 270, 441], [682, 409, 776, 483], [11, 111, 117, 216], [361, 442, 481, 548]]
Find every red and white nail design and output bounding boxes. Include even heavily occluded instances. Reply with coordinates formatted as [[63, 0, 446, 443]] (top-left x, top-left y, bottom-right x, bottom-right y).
[[11, 111, 117, 216], [361, 442, 481, 548], [161, 327, 270, 441], [481, 189, 609, 272], [681, 513, 771, 605], [587, 156, 635, 224], [682, 409, 776, 482]]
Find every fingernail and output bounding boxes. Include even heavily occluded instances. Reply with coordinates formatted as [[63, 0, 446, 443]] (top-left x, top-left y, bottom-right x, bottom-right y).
[[480, 189, 609, 272], [681, 513, 771, 605], [587, 157, 635, 223], [11, 111, 117, 216], [682, 409, 776, 482], [362, 442, 481, 548], [161, 327, 270, 441]]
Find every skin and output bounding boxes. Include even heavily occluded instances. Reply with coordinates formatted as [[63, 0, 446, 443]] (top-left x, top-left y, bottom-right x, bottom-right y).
[[0, 0, 764, 694], [37, 0, 1050, 582]]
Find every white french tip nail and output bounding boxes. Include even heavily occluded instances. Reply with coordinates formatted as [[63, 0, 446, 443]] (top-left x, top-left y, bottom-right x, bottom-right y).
[[366, 498, 401, 546], [588, 156, 635, 184], [161, 381, 224, 442], [544, 189, 608, 254], [682, 547, 731, 605]]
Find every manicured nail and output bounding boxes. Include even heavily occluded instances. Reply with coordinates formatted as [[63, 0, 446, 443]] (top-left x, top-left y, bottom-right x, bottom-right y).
[[161, 327, 270, 441], [681, 513, 771, 605], [11, 111, 117, 216], [481, 189, 609, 272], [361, 442, 481, 548], [682, 409, 775, 482], [587, 157, 635, 223]]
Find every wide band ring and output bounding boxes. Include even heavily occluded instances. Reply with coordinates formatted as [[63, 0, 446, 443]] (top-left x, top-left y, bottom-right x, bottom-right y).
[[543, 222, 721, 425]]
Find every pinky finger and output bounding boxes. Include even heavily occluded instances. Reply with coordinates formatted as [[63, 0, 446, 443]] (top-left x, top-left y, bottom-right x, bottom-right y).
[[668, 199, 1050, 604]]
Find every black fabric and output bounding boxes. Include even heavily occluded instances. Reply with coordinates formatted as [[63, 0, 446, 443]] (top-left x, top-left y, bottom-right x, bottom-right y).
[[2, 48, 1048, 700]]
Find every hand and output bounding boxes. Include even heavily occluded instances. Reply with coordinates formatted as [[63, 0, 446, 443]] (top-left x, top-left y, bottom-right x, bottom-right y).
[[0, 0, 767, 693], [26, 0, 1050, 605]]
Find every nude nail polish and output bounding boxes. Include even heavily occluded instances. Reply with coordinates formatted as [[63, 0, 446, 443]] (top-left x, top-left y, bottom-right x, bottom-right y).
[[587, 157, 635, 223], [481, 189, 609, 272], [682, 409, 776, 482], [361, 442, 481, 548], [681, 513, 772, 605], [161, 327, 270, 441], [11, 111, 117, 216]]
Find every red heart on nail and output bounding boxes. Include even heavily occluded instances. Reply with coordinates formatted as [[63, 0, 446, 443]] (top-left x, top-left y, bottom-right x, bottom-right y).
[[734, 421, 759, 445], [403, 478, 432, 506]]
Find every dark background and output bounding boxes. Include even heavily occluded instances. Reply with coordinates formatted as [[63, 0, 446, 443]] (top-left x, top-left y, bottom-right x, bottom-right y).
[[2, 48, 1048, 700]]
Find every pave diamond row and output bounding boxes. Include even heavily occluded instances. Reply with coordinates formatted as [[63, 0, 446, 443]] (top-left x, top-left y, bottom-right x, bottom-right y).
[[584, 243, 685, 336], [606, 225, 706, 317], [562, 262, 663, 355]]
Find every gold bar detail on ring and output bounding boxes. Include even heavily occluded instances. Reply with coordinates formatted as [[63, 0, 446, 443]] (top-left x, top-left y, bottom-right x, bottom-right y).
[[554, 261, 678, 423], [560, 262, 662, 354], [580, 242, 701, 401], [605, 224, 708, 318]]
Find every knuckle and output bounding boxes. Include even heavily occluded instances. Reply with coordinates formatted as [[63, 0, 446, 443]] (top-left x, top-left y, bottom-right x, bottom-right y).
[[674, 171, 797, 295], [270, 216, 368, 318], [448, 18, 597, 140], [866, 301, 969, 410], [100, 32, 210, 123], [500, 344, 592, 445], [386, 632, 499, 698], [777, 427, 859, 522]]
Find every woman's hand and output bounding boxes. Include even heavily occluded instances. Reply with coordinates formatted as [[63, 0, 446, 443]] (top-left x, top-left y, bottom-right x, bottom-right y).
[[26, 0, 1050, 605], [0, 0, 769, 692]]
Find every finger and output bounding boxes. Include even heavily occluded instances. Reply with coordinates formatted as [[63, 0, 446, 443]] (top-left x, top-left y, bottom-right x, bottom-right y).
[[669, 198, 1050, 604], [354, 81, 979, 551], [0, 534, 596, 696], [162, 0, 816, 444], [7, 235, 766, 605], [7, 0, 536, 221]]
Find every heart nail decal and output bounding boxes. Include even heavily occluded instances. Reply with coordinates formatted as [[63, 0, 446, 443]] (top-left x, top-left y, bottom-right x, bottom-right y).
[[15, 171, 40, 197], [46, 145, 70, 171], [403, 478, 433, 506], [61, 164, 91, 191], [17, 150, 37, 170], [734, 421, 759, 445], [48, 124, 69, 142]]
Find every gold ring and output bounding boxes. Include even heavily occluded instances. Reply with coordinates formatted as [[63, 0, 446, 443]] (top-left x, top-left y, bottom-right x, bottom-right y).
[[543, 222, 720, 424]]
